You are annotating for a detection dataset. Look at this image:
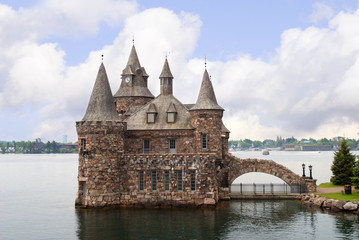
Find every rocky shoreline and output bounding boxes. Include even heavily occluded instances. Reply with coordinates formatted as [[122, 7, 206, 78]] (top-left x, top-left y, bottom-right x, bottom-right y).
[[300, 193, 359, 214]]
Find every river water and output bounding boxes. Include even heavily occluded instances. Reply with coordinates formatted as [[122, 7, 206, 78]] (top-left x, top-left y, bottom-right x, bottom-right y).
[[0, 153, 359, 240]]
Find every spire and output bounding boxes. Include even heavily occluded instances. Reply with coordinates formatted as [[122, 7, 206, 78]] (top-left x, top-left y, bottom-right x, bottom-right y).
[[190, 69, 224, 111], [114, 45, 154, 98], [82, 63, 120, 121], [160, 58, 173, 78], [159, 58, 174, 95], [125, 45, 141, 73]]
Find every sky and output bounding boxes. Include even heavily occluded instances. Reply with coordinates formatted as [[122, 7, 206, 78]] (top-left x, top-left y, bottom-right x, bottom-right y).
[[1, 0, 359, 142]]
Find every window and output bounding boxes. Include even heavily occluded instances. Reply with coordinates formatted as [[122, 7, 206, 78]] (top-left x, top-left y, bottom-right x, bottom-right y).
[[201, 134, 207, 149], [167, 112, 176, 123], [81, 139, 86, 151], [190, 170, 196, 191], [176, 170, 183, 191], [138, 170, 144, 191], [164, 170, 170, 191], [169, 139, 176, 154], [81, 181, 87, 198], [147, 113, 156, 123], [151, 170, 157, 191], [143, 139, 150, 154]]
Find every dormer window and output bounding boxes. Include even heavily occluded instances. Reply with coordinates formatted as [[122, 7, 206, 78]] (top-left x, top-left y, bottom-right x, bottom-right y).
[[167, 112, 176, 123], [166, 102, 177, 123], [147, 113, 156, 123], [146, 103, 157, 124]]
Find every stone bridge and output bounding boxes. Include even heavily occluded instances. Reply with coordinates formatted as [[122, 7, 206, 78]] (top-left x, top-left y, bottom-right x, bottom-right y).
[[218, 154, 316, 194]]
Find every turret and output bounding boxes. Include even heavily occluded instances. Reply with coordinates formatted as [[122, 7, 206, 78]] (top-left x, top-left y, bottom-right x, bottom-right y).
[[190, 69, 228, 158], [159, 58, 174, 95], [114, 45, 154, 120], [76, 62, 125, 208]]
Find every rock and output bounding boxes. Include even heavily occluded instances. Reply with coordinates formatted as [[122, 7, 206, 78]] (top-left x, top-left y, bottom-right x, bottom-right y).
[[343, 202, 358, 211], [323, 199, 333, 209], [332, 200, 347, 211], [204, 198, 216, 205], [313, 197, 326, 207]]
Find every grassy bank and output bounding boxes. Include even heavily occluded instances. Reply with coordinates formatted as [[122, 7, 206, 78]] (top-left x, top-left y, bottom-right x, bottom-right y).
[[317, 182, 344, 188], [319, 192, 359, 201]]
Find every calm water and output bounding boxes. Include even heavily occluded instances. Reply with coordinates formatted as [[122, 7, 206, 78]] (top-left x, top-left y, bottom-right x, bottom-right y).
[[1, 153, 359, 240]]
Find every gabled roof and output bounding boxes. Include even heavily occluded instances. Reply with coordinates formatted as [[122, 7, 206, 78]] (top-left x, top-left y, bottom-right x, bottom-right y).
[[190, 69, 224, 111], [167, 102, 177, 113], [159, 58, 173, 78], [125, 95, 193, 130], [82, 63, 120, 121]]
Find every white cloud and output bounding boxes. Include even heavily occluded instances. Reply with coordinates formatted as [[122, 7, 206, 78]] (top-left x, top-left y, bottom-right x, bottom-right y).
[[2, 2, 359, 142], [311, 2, 334, 23]]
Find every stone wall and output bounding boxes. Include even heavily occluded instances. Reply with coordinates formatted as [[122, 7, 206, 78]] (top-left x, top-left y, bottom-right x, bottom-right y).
[[125, 129, 195, 154], [190, 110, 224, 159], [118, 153, 219, 207], [75, 121, 126, 208]]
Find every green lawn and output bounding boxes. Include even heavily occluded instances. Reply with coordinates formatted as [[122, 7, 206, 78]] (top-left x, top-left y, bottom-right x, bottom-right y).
[[319, 191, 359, 201], [317, 182, 344, 188]]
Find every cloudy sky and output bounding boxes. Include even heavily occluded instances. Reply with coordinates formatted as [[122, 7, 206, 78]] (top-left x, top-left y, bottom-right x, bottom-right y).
[[1, 0, 359, 142]]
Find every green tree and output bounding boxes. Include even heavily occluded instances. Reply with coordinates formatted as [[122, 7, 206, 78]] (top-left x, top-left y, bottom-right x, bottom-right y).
[[331, 139, 356, 185], [351, 156, 359, 189]]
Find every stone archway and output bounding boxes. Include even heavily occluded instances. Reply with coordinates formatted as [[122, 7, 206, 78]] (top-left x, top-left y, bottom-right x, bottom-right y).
[[227, 158, 304, 186], [217, 155, 317, 199]]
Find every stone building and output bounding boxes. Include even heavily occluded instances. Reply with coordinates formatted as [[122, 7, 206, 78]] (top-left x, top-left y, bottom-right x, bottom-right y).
[[75, 45, 230, 208], [75, 45, 316, 208]]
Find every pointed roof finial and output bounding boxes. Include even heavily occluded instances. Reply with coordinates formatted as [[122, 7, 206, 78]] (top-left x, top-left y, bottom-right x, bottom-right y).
[[160, 57, 173, 78], [101, 54, 104, 62], [190, 69, 224, 111], [205, 56, 207, 69], [132, 35, 135, 46]]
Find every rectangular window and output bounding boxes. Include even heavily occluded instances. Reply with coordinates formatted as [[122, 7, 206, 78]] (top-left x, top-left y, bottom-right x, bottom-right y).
[[138, 170, 144, 191], [201, 134, 207, 149], [143, 139, 150, 154], [81, 139, 86, 151], [164, 170, 170, 191], [169, 139, 176, 154], [167, 113, 176, 123], [151, 170, 157, 191], [190, 170, 196, 191], [81, 181, 87, 198], [147, 113, 155, 123], [176, 170, 183, 191]]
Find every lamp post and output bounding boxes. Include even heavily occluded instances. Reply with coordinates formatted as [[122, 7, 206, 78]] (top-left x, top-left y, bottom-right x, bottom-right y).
[[302, 163, 306, 177], [309, 165, 313, 179]]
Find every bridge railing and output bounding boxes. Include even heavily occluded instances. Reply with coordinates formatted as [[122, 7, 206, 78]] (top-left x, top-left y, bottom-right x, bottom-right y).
[[230, 183, 307, 194]]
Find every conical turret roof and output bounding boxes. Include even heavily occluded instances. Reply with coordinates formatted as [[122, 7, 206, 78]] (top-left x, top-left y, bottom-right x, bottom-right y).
[[190, 69, 224, 111], [82, 63, 120, 121], [159, 58, 173, 78], [114, 45, 154, 98], [125, 45, 141, 73]]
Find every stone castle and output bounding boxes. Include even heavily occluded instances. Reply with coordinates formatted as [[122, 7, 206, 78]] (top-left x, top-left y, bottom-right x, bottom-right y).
[[75, 45, 316, 208]]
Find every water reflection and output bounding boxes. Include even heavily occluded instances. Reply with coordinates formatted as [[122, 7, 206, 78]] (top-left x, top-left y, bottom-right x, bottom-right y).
[[77, 201, 351, 240], [335, 214, 359, 239]]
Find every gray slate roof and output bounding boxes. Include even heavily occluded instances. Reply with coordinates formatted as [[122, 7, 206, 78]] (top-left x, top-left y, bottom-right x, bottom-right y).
[[190, 69, 224, 111], [159, 58, 173, 78], [82, 63, 120, 121], [125, 94, 193, 130], [114, 45, 154, 98]]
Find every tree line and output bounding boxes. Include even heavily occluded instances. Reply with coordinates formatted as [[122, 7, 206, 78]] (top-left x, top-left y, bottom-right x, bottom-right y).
[[0, 138, 77, 154], [229, 136, 359, 150]]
